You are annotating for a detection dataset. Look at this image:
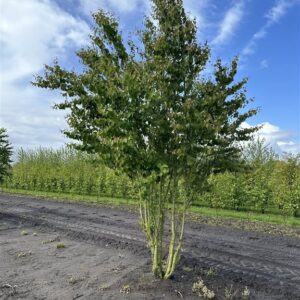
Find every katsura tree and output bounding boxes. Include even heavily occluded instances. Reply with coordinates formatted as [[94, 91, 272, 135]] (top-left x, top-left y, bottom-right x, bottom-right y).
[[33, 0, 258, 278], [0, 128, 13, 184]]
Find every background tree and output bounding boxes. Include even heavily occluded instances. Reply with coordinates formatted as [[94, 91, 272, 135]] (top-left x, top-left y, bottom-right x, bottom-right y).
[[272, 153, 300, 216], [0, 128, 13, 184], [33, 0, 258, 278], [243, 138, 278, 213], [243, 137, 278, 166]]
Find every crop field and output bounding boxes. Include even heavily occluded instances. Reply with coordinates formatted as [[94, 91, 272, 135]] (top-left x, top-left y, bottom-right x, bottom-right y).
[[1, 193, 300, 299]]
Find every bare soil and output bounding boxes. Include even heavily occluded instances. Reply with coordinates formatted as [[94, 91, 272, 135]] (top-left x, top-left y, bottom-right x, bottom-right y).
[[0, 193, 299, 300]]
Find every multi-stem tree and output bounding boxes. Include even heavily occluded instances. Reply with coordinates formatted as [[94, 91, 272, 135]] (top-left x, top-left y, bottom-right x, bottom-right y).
[[0, 128, 13, 184], [33, 0, 258, 278]]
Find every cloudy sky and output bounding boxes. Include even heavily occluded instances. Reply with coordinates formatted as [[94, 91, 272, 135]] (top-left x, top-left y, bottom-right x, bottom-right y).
[[0, 0, 299, 154]]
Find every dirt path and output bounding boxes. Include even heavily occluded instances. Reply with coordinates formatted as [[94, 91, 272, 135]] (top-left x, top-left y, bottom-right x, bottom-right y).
[[0, 193, 300, 299]]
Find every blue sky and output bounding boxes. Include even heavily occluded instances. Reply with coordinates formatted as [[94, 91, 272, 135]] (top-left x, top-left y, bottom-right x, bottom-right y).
[[0, 0, 299, 154]]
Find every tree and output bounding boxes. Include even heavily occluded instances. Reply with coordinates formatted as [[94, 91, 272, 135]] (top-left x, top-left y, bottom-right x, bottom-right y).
[[33, 0, 258, 278], [0, 128, 13, 184], [272, 153, 300, 216], [243, 137, 278, 167], [243, 138, 278, 213]]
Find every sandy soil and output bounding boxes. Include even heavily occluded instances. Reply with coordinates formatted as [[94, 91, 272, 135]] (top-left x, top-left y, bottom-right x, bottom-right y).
[[0, 193, 299, 300]]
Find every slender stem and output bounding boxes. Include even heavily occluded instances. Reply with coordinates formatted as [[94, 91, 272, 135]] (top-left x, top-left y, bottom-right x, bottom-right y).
[[164, 199, 187, 279]]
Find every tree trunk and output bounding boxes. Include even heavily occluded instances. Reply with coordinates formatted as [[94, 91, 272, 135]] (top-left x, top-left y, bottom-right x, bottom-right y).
[[139, 176, 188, 279]]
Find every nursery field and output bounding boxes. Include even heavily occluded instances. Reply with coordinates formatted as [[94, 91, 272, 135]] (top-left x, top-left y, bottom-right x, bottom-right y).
[[1, 0, 299, 299], [2, 147, 300, 218], [1, 193, 300, 299]]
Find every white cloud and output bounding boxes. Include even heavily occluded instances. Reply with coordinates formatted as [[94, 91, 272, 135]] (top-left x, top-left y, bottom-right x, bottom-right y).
[[211, 1, 245, 46], [241, 0, 299, 59], [0, 0, 212, 152], [275, 141, 300, 155], [260, 59, 268, 69], [0, 0, 91, 150], [1, 0, 298, 158], [79, 0, 211, 35], [183, 0, 212, 33], [0, 0, 90, 81], [0, 79, 68, 149], [79, 0, 148, 15], [266, 0, 297, 23], [243, 122, 300, 154]]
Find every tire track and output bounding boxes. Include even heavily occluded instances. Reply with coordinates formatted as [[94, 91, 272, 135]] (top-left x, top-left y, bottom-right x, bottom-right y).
[[1, 193, 300, 297]]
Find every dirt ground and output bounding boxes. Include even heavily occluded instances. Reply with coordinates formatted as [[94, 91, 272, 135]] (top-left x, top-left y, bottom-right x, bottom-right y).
[[0, 193, 299, 300]]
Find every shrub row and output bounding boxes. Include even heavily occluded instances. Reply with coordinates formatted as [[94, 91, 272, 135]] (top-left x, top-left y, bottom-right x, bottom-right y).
[[2, 146, 300, 217], [3, 148, 138, 199], [197, 157, 300, 216]]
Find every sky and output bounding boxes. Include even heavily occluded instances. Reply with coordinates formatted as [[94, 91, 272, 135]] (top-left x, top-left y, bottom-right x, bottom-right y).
[[0, 0, 299, 155]]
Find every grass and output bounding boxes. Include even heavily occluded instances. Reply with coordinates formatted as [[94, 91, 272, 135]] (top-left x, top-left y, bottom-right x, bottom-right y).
[[192, 279, 215, 299], [120, 284, 131, 294], [98, 284, 109, 291], [224, 285, 237, 300], [183, 266, 193, 272], [56, 243, 66, 249], [1, 187, 299, 228], [67, 275, 86, 285], [21, 230, 28, 236], [0, 187, 137, 207], [189, 206, 300, 227], [16, 251, 27, 258], [202, 267, 217, 278]]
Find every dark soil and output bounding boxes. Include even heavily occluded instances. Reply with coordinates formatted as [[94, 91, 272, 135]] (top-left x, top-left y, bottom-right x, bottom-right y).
[[0, 193, 299, 300]]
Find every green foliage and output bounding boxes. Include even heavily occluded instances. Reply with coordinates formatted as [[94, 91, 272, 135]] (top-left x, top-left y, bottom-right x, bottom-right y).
[[32, 4, 257, 184], [0, 128, 13, 184], [56, 243, 66, 249], [242, 137, 278, 165], [203, 172, 249, 211], [3, 147, 137, 199], [271, 154, 300, 216], [32, 0, 258, 278], [198, 140, 300, 217], [2, 142, 299, 218]]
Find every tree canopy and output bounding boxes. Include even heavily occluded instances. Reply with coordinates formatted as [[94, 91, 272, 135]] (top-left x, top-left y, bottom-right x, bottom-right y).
[[33, 1, 257, 182], [0, 128, 13, 184], [33, 0, 258, 278]]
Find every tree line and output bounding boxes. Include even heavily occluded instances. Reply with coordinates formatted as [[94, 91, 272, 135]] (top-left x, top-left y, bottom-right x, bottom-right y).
[[2, 140, 299, 217], [199, 139, 300, 217]]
